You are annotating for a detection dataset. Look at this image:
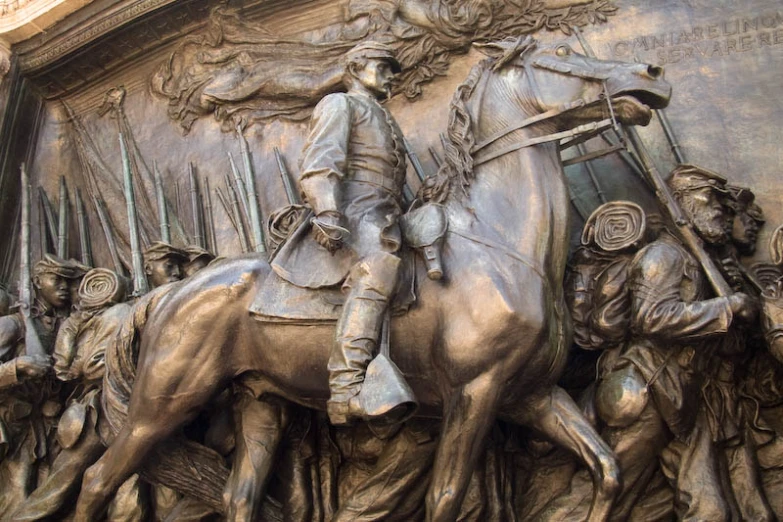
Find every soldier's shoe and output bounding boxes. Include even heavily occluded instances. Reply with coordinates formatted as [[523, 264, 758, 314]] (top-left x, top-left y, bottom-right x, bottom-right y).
[[327, 395, 365, 427]]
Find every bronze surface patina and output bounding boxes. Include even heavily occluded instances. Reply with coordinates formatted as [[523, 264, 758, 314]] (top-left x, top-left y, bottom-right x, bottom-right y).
[[2, 1, 783, 521]]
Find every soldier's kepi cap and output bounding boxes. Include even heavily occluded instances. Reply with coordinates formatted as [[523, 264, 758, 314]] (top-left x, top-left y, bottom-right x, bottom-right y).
[[33, 254, 88, 279], [667, 164, 729, 196], [726, 185, 755, 206], [184, 245, 215, 264], [143, 241, 188, 263], [345, 41, 402, 74]]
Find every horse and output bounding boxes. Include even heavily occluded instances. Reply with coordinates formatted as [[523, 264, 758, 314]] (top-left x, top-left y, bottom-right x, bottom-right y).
[[75, 36, 670, 521]]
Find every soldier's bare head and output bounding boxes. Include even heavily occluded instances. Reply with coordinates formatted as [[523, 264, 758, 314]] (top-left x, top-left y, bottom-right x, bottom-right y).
[[668, 165, 730, 246], [344, 41, 401, 100]]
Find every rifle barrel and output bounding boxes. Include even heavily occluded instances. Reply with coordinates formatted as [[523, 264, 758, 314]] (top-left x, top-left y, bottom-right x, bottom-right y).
[[224, 174, 250, 253], [228, 152, 251, 223], [57, 176, 69, 258], [92, 193, 125, 275], [655, 110, 687, 165], [189, 164, 204, 248], [203, 177, 218, 255], [75, 188, 93, 266], [403, 137, 427, 183], [236, 126, 266, 254], [19, 164, 46, 357], [274, 147, 300, 205], [154, 162, 171, 243], [120, 132, 149, 295], [625, 127, 732, 297]]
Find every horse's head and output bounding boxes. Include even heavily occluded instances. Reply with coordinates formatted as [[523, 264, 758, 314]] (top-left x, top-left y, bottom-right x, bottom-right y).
[[476, 36, 671, 128]]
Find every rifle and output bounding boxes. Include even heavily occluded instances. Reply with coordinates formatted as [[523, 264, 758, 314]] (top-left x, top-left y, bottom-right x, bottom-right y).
[[154, 161, 171, 243], [428, 146, 442, 169], [227, 153, 251, 225], [274, 147, 300, 205], [19, 164, 47, 358], [38, 188, 58, 252], [57, 176, 69, 259], [75, 188, 93, 266], [236, 125, 266, 254], [203, 177, 218, 255], [119, 132, 149, 296], [572, 26, 732, 298], [188, 164, 205, 249], [219, 181, 250, 253], [92, 193, 125, 276]]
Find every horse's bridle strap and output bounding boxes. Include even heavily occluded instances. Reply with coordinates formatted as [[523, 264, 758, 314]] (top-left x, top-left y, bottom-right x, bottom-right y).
[[471, 98, 589, 154], [473, 118, 613, 167]]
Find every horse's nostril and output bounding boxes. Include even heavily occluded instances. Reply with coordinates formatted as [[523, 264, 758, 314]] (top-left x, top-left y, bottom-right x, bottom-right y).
[[647, 65, 663, 79]]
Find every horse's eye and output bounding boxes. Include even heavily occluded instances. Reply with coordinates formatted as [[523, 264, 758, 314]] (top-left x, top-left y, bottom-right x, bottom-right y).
[[556, 46, 571, 57]]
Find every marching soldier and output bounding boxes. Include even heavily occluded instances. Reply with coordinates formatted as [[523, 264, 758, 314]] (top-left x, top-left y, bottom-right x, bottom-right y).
[[0, 255, 86, 518]]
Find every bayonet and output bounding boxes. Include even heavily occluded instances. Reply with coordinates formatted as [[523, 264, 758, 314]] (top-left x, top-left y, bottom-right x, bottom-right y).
[[75, 188, 93, 266], [92, 193, 125, 276], [274, 147, 300, 205], [38, 187, 58, 250], [154, 161, 171, 243], [57, 176, 70, 259], [228, 152, 251, 222], [19, 164, 47, 358], [189, 164, 205, 248], [120, 132, 149, 296], [428, 146, 442, 169], [203, 177, 218, 255], [236, 125, 266, 254], [223, 174, 250, 253], [403, 137, 427, 183]]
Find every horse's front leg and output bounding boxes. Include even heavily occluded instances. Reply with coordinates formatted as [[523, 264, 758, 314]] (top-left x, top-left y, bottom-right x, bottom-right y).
[[502, 385, 621, 522], [224, 389, 290, 522], [426, 372, 501, 522]]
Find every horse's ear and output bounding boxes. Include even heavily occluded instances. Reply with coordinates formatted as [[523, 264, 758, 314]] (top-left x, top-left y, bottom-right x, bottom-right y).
[[473, 41, 507, 59], [473, 36, 537, 70]]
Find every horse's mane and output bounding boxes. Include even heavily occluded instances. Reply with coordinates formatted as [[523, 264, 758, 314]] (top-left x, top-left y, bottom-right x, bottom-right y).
[[437, 35, 538, 199]]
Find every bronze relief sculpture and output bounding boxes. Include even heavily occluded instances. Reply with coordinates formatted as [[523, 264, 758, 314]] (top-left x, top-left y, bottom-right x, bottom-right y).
[[2, 1, 783, 521], [66, 36, 672, 521]]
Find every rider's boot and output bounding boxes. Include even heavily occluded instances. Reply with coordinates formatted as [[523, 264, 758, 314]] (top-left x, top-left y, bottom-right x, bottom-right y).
[[327, 252, 400, 426]]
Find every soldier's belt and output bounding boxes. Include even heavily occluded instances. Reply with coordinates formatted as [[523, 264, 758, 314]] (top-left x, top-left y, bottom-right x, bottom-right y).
[[349, 172, 403, 193]]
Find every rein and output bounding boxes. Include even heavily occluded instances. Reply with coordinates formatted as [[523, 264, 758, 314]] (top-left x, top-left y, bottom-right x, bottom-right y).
[[471, 57, 618, 167]]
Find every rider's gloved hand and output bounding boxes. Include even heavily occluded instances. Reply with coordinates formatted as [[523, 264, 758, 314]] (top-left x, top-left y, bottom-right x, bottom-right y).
[[312, 211, 349, 253]]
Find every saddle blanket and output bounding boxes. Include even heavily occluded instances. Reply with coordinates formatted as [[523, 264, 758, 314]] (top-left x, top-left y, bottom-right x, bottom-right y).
[[249, 252, 417, 324]]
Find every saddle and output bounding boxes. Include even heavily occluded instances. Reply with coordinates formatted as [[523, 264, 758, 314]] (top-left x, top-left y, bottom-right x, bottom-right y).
[[250, 203, 447, 324]]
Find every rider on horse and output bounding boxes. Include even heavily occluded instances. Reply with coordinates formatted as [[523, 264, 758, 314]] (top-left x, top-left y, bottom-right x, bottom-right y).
[[294, 41, 409, 426]]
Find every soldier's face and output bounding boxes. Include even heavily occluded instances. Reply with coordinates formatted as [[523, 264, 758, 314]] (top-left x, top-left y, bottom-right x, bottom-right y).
[[355, 58, 395, 99], [35, 273, 70, 309], [686, 188, 729, 245], [146, 257, 183, 287], [184, 258, 209, 278], [732, 210, 761, 254]]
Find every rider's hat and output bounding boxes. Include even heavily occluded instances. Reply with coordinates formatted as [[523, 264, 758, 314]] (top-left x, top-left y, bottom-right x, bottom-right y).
[[345, 41, 401, 74], [143, 241, 188, 264], [667, 164, 728, 196]]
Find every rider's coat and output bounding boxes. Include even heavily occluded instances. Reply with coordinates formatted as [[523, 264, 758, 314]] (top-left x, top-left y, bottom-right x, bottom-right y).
[[273, 91, 407, 289]]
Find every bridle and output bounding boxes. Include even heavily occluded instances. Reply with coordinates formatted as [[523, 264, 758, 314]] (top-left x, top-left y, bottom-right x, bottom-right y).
[[471, 51, 620, 167]]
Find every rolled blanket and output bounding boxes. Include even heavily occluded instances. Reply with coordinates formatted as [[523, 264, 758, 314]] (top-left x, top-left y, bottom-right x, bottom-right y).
[[582, 201, 646, 253], [78, 268, 127, 310]]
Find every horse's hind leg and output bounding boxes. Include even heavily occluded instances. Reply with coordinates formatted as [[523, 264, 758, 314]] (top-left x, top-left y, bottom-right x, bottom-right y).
[[224, 389, 290, 522], [426, 374, 501, 522], [502, 385, 621, 522]]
